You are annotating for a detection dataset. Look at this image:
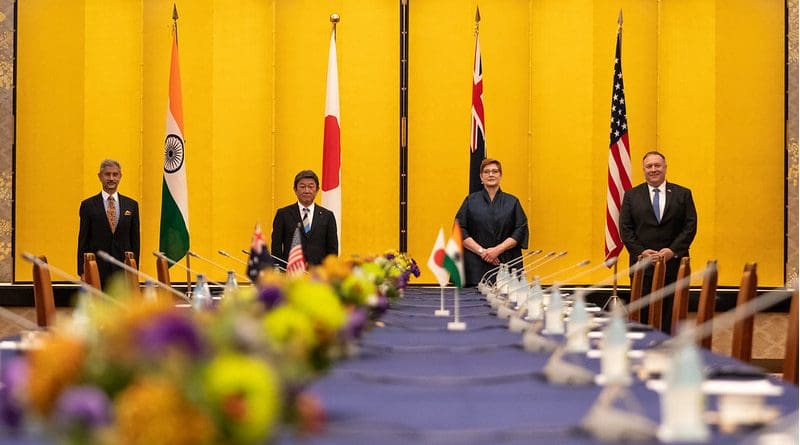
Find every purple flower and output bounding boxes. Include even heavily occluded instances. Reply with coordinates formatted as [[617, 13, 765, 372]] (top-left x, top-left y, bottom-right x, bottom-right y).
[[257, 285, 284, 309], [135, 312, 204, 358], [397, 271, 411, 290], [53, 386, 111, 429], [341, 308, 368, 340], [370, 295, 390, 318], [384, 253, 396, 260], [0, 357, 28, 431], [410, 260, 421, 277]]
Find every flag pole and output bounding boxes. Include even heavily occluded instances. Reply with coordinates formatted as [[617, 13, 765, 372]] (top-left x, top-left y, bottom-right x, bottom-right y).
[[434, 285, 450, 317], [171, 4, 191, 297]]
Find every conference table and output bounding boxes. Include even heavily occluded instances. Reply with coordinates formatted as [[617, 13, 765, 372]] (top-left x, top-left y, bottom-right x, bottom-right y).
[[0, 287, 796, 444], [278, 287, 799, 445]]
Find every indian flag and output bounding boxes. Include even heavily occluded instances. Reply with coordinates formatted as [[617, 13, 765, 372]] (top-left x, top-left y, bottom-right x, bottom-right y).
[[159, 6, 189, 264], [443, 221, 464, 288]]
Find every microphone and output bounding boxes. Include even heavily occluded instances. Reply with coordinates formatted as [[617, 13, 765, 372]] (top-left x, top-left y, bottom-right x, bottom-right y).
[[489, 251, 557, 293], [479, 249, 543, 287], [151, 252, 226, 289], [189, 250, 250, 282], [240, 248, 289, 269], [539, 259, 591, 283], [21, 252, 128, 308], [494, 251, 568, 297], [94, 251, 191, 303], [218, 249, 248, 266], [518, 250, 568, 280]]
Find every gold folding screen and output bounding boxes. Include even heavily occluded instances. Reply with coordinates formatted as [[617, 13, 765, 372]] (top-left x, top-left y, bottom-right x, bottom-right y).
[[11, 0, 792, 286]]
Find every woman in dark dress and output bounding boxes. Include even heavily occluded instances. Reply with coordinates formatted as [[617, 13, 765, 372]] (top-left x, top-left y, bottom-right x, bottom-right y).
[[455, 158, 529, 286]]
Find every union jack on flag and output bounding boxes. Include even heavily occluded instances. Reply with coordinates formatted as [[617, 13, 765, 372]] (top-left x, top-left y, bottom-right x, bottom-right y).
[[469, 9, 486, 195]]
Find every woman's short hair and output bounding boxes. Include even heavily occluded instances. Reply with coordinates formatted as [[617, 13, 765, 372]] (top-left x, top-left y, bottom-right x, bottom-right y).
[[480, 158, 502, 174]]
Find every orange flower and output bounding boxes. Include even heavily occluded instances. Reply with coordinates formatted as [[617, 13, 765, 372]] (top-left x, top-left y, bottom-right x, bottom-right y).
[[26, 335, 86, 415]]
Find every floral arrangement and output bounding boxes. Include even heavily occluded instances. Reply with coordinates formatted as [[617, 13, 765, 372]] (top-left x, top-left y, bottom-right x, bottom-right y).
[[0, 251, 420, 444]]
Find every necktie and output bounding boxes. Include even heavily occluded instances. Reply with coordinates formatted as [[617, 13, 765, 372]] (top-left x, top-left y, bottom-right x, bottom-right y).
[[107, 196, 117, 232], [652, 189, 661, 223], [302, 207, 311, 233]]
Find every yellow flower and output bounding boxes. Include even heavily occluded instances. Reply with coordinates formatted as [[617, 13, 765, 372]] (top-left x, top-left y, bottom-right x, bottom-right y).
[[286, 281, 346, 334], [204, 353, 281, 444]]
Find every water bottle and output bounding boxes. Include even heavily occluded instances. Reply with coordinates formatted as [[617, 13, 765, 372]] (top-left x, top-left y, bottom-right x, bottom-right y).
[[223, 271, 238, 297], [192, 274, 212, 310]]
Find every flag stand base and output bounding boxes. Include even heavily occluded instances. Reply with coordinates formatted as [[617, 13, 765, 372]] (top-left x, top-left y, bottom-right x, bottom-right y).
[[447, 321, 467, 331], [603, 294, 628, 315], [435, 309, 451, 317]]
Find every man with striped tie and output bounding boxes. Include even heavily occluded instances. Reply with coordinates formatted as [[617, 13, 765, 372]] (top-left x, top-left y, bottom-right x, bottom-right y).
[[271, 170, 338, 267]]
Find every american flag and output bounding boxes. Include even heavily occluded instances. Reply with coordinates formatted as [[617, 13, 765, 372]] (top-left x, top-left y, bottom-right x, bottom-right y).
[[604, 26, 633, 263], [247, 223, 273, 282], [286, 225, 306, 276], [469, 9, 486, 195]]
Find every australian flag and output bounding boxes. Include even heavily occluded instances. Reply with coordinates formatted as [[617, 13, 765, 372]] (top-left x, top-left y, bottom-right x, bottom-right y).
[[247, 223, 274, 283]]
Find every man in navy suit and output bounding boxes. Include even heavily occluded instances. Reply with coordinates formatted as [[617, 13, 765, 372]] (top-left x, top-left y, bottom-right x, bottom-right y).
[[620, 151, 697, 333], [271, 170, 338, 267], [77, 159, 140, 288]]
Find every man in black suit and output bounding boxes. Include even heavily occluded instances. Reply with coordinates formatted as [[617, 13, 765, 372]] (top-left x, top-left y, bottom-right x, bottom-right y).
[[271, 170, 338, 266], [78, 159, 140, 288], [620, 151, 697, 333]]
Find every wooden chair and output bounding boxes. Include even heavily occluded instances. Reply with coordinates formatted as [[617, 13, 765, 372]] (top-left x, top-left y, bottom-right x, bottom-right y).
[[647, 256, 667, 331], [695, 260, 718, 349], [670, 257, 691, 335], [731, 263, 758, 363], [83, 252, 102, 290], [783, 288, 798, 384], [628, 255, 646, 323], [31, 256, 56, 327], [123, 251, 140, 295], [155, 254, 173, 299]]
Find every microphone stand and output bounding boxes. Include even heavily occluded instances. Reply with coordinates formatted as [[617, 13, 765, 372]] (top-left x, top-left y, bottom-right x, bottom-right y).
[[218, 249, 248, 266], [189, 250, 250, 282], [240, 249, 288, 272], [95, 251, 191, 303], [480, 249, 542, 287], [152, 252, 226, 289]]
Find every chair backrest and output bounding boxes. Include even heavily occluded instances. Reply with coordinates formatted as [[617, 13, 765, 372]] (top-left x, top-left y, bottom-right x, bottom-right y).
[[783, 288, 798, 384], [32, 256, 56, 327], [695, 260, 718, 349], [628, 255, 646, 323], [670, 257, 691, 335], [83, 252, 102, 290], [647, 256, 667, 330], [123, 251, 140, 295], [731, 262, 758, 362], [156, 253, 172, 287]]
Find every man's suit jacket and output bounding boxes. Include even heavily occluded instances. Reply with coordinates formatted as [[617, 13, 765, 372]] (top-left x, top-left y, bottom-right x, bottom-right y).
[[619, 181, 697, 268], [77, 193, 140, 284], [271, 203, 338, 266]]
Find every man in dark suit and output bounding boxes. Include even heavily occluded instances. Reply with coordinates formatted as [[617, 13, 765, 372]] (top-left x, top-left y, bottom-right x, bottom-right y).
[[271, 170, 338, 266], [620, 151, 697, 333], [78, 159, 140, 288]]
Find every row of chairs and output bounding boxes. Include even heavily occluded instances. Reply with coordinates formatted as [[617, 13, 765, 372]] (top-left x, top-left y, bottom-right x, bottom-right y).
[[628, 256, 798, 383], [31, 252, 174, 327]]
